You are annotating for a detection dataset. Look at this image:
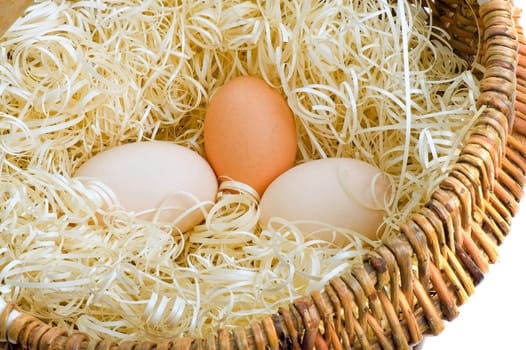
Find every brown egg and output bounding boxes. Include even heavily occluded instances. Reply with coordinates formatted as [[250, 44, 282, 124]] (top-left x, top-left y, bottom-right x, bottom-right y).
[[204, 76, 297, 195]]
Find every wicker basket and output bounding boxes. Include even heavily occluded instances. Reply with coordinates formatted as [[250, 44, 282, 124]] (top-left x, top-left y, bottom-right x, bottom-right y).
[[1, 0, 525, 349]]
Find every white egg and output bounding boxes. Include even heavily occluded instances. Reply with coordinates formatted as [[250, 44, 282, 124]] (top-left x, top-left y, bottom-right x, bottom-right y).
[[259, 158, 391, 245], [75, 141, 218, 232]]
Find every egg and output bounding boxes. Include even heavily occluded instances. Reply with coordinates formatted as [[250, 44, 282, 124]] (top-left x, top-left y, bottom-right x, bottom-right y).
[[204, 76, 297, 196], [259, 158, 391, 245], [74, 141, 218, 232]]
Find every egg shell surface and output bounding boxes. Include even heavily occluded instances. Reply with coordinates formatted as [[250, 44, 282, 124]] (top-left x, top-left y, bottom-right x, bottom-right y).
[[204, 76, 297, 195], [259, 158, 390, 245], [74, 141, 218, 232]]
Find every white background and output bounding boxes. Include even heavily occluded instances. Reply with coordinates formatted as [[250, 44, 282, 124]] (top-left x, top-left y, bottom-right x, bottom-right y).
[[423, 3, 526, 348], [422, 195, 526, 349]]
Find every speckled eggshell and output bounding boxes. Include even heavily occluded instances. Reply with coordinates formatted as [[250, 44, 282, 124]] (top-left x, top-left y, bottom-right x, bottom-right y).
[[74, 141, 218, 233], [204, 76, 297, 196], [259, 158, 391, 245]]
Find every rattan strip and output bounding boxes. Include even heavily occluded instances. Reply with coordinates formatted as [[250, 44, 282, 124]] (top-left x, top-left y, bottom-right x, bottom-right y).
[[0, 0, 525, 350]]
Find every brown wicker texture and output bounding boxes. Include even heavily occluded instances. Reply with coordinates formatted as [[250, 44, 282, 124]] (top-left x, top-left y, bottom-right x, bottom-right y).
[[1, 0, 526, 349], [0, 1, 33, 38]]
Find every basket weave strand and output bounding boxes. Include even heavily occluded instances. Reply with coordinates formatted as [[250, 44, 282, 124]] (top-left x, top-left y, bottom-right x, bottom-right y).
[[1, 0, 526, 349]]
